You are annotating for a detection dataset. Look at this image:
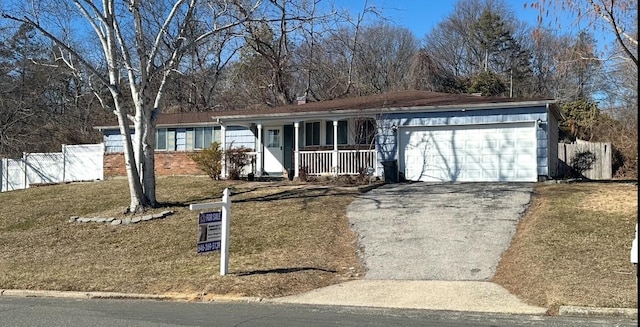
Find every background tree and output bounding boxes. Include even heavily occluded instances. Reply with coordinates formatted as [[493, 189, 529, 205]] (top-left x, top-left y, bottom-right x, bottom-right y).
[[3, 0, 261, 212], [422, 0, 532, 97], [352, 23, 418, 94], [0, 23, 102, 158], [527, 0, 637, 67]]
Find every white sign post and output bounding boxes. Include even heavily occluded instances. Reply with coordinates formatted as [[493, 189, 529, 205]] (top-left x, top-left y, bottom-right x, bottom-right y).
[[190, 188, 231, 276]]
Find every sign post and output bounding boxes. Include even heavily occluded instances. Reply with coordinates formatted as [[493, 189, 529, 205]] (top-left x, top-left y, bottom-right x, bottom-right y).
[[190, 188, 231, 276]]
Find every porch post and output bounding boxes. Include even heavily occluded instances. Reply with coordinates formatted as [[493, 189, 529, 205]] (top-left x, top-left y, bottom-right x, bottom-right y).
[[294, 121, 300, 178], [220, 123, 227, 179], [256, 123, 263, 177], [333, 120, 339, 176]]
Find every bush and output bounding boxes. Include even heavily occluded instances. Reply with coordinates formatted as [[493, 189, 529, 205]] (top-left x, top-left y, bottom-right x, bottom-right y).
[[189, 142, 223, 180], [226, 145, 252, 180], [298, 166, 309, 182], [570, 150, 597, 178]]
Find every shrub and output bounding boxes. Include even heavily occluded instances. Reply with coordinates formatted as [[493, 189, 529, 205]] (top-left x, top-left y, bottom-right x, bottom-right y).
[[226, 145, 252, 180], [570, 150, 597, 178], [189, 142, 223, 180], [298, 166, 309, 182]]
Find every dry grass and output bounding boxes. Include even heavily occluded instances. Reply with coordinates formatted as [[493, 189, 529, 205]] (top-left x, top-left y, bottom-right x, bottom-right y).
[[2, 177, 637, 310], [493, 182, 638, 313], [0, 176, 365, 299]]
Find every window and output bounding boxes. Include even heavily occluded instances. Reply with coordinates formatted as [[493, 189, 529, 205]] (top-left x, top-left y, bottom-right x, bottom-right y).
[[305, 122, 320, 146], [157, 127, 215, 151], [267, 129, 280, 147], [193, 127, 213, 149], [355, 119, 376, 145], [156, 128, 176, 150], [156, 129, 167, 150], [326, 121, 348, 145]]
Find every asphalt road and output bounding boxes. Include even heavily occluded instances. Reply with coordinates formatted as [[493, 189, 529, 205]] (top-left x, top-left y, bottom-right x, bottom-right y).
[[0, 297, 636, 327], [347, 182, 534, 280]]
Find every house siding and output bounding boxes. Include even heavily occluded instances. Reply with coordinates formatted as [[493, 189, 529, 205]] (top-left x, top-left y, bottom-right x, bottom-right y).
[[102, 126, 255, 177], [547, 107, 560, 178], [376, 105, 553, 179], [225, 126, 255, 150]]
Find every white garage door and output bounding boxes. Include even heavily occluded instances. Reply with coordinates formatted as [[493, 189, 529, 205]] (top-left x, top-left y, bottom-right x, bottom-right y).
[[400, 122, 537, 182]]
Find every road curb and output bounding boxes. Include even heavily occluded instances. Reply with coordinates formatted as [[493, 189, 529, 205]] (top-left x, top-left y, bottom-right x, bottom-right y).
[[0, 289, 262, 303], [559, 305, 637, 319]]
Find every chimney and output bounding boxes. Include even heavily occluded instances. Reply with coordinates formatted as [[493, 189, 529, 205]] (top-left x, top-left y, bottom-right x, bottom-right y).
[[296, 96, 307, 105]]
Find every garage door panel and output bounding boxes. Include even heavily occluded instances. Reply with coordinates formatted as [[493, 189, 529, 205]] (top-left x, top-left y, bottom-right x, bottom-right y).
[[400, 123, 537, 182]]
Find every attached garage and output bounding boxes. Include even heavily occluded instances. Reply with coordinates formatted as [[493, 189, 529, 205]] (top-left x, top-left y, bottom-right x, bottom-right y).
[[399, 122, 537, 182]]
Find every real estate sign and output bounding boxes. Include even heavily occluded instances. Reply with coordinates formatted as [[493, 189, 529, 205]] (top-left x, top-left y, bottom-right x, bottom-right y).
[[197, 211, 222, 253]]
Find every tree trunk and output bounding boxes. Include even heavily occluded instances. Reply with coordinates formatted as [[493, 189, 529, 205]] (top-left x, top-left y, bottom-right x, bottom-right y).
[[142, 107, 157, 207], [112, 94, 146, 212]]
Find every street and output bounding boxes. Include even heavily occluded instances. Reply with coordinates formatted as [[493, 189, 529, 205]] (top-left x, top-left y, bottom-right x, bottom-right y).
[[0, 297, 635, 327]]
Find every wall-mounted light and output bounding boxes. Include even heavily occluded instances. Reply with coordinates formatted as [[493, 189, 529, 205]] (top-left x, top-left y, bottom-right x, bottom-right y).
[[391, 124, 398, 133], [536, 118, 543, 128]]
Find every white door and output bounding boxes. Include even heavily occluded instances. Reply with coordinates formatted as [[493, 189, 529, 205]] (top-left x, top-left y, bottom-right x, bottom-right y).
[[263, 127, 284, 175], [399, 122, 537, 182]]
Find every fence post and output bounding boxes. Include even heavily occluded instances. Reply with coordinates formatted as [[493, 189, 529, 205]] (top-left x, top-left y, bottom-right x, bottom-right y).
[[22, 152, 28, 189], [62, 144, 67, 183], [1, 158, 4, 192]]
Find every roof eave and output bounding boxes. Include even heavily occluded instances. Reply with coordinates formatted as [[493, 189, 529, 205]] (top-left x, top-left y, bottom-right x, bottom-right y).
[[214, 100, 556, 123]]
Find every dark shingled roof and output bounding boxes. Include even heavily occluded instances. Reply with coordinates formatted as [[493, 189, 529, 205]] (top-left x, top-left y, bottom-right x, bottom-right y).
[[96, 90, 555, 128]]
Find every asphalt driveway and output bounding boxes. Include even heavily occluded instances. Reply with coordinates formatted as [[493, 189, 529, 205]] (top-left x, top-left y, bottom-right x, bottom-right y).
[[347, 182, 534, 281]]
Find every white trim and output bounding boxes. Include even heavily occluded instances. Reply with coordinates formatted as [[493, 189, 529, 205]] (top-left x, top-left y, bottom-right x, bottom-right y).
[[294, 122, 300, 177]]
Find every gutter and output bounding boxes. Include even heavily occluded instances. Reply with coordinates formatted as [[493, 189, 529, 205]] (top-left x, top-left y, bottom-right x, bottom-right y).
[[212, 100, 556, 123], [93, 99, 557, 129]]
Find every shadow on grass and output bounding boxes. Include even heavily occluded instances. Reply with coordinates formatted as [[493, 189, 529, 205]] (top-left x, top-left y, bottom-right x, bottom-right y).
[[233, 267, 337, 276], [161, 185, 365, 208], [233, 187, 364, 203]]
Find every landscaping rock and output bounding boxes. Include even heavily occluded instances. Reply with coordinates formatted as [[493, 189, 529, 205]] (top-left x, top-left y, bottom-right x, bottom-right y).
[[111, 219, 121, 225], [142, 215, 153, 221], [105, 218, 114, 223], [131, 217, 141, 223], [78, 218, 91, 223], [122, 218, 131, 225]]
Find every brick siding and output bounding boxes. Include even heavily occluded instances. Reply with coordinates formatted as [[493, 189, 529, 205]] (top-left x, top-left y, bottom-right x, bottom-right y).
[[104, 152, 205, 177]]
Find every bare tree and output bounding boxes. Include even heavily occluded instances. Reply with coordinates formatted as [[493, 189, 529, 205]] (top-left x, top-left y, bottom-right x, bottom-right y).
[[3, 0, 260, 212], [423, 0, 529, 94], [527, 0, 637, 67], [353, 23, 418, 94]]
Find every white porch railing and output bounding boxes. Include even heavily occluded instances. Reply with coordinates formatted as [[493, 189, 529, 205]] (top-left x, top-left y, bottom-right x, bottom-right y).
[[299, 149, 377, 175]]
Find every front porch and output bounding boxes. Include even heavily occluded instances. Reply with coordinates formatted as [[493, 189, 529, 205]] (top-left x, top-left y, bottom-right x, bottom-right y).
[[220, 117, 380, 179], [243, 147, 378, 178], [299, 147, 377, 176]]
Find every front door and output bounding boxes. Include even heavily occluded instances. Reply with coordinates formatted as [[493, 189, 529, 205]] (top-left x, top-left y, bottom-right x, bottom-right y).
[[264, 127, 284, 175]]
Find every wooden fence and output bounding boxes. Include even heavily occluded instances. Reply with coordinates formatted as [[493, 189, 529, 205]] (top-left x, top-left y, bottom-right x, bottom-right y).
[[557, 139, 612, 180]]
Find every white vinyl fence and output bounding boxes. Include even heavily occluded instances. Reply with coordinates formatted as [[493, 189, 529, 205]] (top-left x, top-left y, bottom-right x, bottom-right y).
[[1, 144, 104, 192]]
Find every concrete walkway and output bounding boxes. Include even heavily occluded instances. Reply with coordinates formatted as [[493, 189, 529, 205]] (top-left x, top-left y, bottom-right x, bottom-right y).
[[271, 280, 547, 314]]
